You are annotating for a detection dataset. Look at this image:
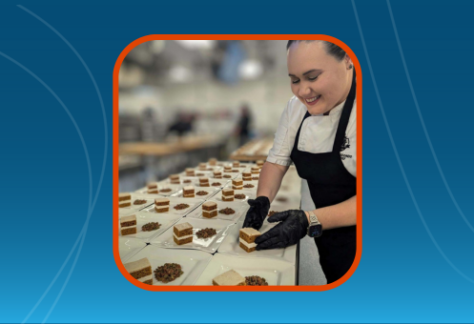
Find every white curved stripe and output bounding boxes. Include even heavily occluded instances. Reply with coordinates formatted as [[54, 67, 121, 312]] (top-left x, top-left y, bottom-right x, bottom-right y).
[[351, 0, 474, 284]]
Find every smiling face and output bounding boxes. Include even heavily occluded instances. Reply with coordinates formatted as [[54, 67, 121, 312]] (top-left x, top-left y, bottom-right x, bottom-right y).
[[287, 41, 353, 115]]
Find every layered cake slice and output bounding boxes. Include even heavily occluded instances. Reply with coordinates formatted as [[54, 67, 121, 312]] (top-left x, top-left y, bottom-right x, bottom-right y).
[[185, 168, 195, 177], [213, 171, 222, 179], [119, 193, 131, 208], [232, 161, 240, 168], [169, 174, 180, 184], [242, 170, 252, 181], [120, 215, 137, 235], [147, 183, 158, 190], [155, 198, 170, 213], [119, 193, 131, 202], [123, 257, 153, 285], [232, 178, 243, 190], [202, 201, 218, 218], [256, 160, 264, 168], [222, 188, 234, 202], [198, 162, 207, 171], [208, 158, 217, 166], [251, 166, 260, 174], [239, 227, 261, 253], [147, 185, 159, 194], [173, 222, 193, 245], [212, 270, 246, 286], [224, 165, 232, 173], [183, 186, 195, 198], [199, 177, 210, 187]]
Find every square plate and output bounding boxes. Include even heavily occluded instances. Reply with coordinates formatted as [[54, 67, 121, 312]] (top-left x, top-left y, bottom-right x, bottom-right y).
[[135, 184, 182, 197], [118, 237, 147, 262], [187, 199, 250, 222], [212, 191, 251, 203], [119, 211, 182, 243], [118, 193, 156, 212], [218, 219, 297, 265], [171, 186, 221, 201], [194, 253, 295, 286], [224, 180, 258, 192], [124, 245, 212, 285], [149, 218, 236, 253], [141, 197, 204, 216]]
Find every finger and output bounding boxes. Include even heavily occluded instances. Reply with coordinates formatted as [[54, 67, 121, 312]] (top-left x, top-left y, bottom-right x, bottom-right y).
[[247, 220, 262, 231], [256, 236, 284, 250], [247, 199, 257, 207], [267, 210, 290, 223], [257, 240, 287, 250], [254, 224, 282, 244]]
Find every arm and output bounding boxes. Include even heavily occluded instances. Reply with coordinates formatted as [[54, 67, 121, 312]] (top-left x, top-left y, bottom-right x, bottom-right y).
[[256, 161, 289, 203], [304, 195, 356, 230]]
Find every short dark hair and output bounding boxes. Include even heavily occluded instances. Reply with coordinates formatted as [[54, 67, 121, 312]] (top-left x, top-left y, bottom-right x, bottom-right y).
[[286, 40, 346, 61]]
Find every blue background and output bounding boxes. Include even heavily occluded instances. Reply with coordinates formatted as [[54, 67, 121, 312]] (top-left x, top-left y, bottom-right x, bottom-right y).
[[1, 0, 473, 322]]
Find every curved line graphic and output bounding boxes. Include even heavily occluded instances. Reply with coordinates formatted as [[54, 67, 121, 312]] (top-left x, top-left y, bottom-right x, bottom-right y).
[[385, 0, 474, 234], [351, 0, 474, 284]]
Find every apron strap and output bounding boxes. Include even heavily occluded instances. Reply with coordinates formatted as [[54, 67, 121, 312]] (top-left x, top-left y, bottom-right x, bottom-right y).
[[333, 71, 356, 152]]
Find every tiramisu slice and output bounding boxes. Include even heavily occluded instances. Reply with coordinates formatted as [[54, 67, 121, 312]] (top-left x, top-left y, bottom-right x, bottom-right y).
[[213, 170, 222, 179], [120, 215, 137, 235], [202, 201, 218, 218], [256, 160, 264, 168], [208, 158, 217, 166], [232, 178, 243, 190], [199, 177, 210, 187], [212, 270, 246, 286], [185, 168, 195, 177], [155, 198, 170, 213], [251, 166, 260, 174], [119, 193, 131, 202], [173, 222, 193, 245], [123, 257, 153, 285], [198, 162, 207, 171], [224, 165, 232, 173], [242, 170, 252, 181], [232, 161, 240, 168], [222, 188, 234, 202], [239, 227, 261, 253], [183, 186, 195, 198], [169, 174, 180, 184]]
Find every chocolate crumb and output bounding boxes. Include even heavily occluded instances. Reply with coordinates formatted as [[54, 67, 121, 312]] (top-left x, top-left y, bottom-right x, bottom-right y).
[[142, 222, 161, 231], [211, 182, 221, 186], [243, 184, 255, 188], [223, 174, 232, 178], [219, 207, 235, 215], [245, 275, 268, 286], [234, 194, 246, 200], [174, 203, 190, 210], [154, 263, 183, 283], [196, 228, 217, 239], [160, 188, 172, 193], [133, 199, 147, 205], [196, 191, 208, 196]]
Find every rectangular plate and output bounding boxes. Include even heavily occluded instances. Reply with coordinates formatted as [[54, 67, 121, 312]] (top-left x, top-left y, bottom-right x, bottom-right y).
[[171, 186, 221, 201], [118, 211, 182, 243], [187, 199, 250, 222], [124, 246, 212, 285], [141, 197, 204, 217], [118, 237, 147, 262], [118, 193, 156, 213], [135, 183, 182, 197], [149, 218, 236, 253], [194, 253, 295, 286]]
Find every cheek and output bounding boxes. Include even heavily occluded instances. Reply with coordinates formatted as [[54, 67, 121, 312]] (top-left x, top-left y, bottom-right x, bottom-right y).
[[290, 84, 299, 96]]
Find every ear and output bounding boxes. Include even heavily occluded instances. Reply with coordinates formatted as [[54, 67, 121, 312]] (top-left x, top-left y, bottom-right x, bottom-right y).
[[344, 54, 353, 70]]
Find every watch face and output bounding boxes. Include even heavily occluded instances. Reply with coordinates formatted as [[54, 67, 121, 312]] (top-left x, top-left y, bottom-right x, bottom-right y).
[[308, 224, 322, 237]]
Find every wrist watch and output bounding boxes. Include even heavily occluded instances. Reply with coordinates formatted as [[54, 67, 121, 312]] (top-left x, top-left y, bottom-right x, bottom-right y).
[[307, 211, 323, 238]]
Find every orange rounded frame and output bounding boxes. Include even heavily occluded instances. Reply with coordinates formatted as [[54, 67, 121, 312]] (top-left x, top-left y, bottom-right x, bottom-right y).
[[113, 34, 362, 291]]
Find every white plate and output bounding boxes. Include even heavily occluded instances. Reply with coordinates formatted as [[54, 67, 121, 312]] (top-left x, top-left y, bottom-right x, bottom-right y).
[[194, 253, 295, 286], [224, 180, 258, 192], [207, 178, 231, 188], [118, 194, 156, 212], [213, 191, 251, 203], [141, 197, 204, 216], [171, 186, 221, 200], [135, 184, 182, 197], [118, 237, 147, 262], [150, 218, 236, 253], [124, 246, 212, 285], [218, 219, 297, 265], [222, 172, 240, 180], [119, 212, 182, 243], [187, 199, 250, 222]]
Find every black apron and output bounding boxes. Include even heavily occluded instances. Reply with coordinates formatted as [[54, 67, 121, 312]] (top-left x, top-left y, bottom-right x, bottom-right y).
[[290, 73, 356, 284]]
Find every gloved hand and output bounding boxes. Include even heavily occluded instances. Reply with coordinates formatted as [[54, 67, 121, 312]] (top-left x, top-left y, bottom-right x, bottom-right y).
[[242, 196, 271, 230], [255, 210, 309, 250]]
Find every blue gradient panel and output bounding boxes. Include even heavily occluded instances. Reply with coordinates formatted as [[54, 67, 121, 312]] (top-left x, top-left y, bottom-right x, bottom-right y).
[[0, 0, 473, 323]]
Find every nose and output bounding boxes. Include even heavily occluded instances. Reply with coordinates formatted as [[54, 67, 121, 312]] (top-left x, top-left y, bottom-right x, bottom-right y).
[[298, 83, 312, 98]]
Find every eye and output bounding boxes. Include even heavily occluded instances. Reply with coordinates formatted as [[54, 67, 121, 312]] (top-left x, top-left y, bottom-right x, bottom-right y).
[[291, 79, 300, 84], [308, 76, 318, 81]]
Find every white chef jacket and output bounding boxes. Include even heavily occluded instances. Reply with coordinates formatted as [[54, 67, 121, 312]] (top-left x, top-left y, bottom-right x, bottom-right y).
[[267, 96, 357, 177]]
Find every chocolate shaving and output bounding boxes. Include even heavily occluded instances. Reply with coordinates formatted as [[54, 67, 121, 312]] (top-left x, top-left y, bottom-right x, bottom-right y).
[[243, 184, 255, 188], [219, 207, 235, 215], [174, 203, 190, 210], [154, 263, 183, 283], [133, 199, 147, 205], [142, 222, 161, 231], [223, 174, 232, 178], [160, 188, 172, 193], [245, 275, 269, 286], [211, 182, 221, 186], [196, 227, 217, 239], [196, 190, 208, 196], [234, 194, 246, 200]]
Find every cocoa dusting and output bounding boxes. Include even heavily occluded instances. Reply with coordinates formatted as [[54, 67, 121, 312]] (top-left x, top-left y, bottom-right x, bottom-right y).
[[243, 184, 255, 188], [142, 222, 161, 231], [245, 275, 269, 286], [133, 199, 147, 205], [196, 191, 208, 196], [154, 263, 183, 283], [219, 207, 235, 215], [196, 228, 217, 239], [174, 203, 190, 210], [234, 194, 246, 200]]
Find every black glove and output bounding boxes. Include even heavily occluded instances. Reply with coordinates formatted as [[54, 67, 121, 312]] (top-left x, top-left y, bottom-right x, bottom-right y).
[[242, 196, 270, 230], [255, 210, 309, 250]]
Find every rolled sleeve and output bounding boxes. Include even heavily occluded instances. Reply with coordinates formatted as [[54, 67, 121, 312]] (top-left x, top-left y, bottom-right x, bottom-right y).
[[266, 101, 293, 166]]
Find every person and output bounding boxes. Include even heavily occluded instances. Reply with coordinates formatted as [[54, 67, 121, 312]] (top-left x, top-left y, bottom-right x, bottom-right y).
[[235, 104, 252, 146], [242, 40, 357, 284]]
